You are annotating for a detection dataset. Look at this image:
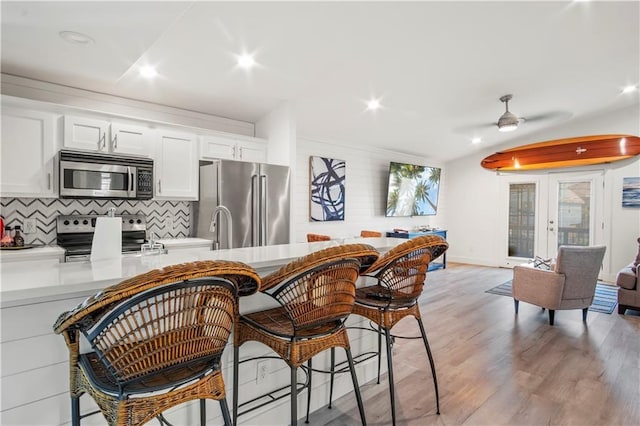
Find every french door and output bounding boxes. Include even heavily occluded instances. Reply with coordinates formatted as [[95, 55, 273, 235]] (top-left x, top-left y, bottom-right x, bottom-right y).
[[546, 171, 604, 255], [501, 170, 604, 266]]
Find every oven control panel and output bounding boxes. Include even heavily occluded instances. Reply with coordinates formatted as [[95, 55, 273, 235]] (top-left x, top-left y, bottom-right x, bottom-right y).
[[57, 214, 147, 234]]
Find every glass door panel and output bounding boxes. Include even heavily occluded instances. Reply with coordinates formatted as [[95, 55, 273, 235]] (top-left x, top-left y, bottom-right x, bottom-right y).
[[557, 181, 591, 247], [508, 183, 536, 258]]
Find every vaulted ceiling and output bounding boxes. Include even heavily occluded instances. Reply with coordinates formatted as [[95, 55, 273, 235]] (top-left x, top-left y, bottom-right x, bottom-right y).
[[2, 1, 638, 161]]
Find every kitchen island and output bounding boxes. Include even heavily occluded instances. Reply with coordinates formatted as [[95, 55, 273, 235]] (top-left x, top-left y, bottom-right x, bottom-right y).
[[0, 237, 407, 425]]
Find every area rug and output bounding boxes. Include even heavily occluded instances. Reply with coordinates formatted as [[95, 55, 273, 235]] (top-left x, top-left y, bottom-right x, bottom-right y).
[[486, 280, 617, 314]]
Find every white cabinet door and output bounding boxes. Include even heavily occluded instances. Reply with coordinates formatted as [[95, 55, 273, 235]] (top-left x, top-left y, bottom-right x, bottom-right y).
[[1, 107, 57, 197], [199, 134, 267, 162], [155, 131, 198, 200], [199, 135, 236, 160], [63, 115, 109, 152], [64, 115, 151, 157], [236, 139, 267, 163], [110, 122, 149, 156]]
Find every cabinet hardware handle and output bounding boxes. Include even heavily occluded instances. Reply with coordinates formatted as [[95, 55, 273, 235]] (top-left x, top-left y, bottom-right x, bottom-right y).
[[158, 180, 161, 193], [47, 173, 51, 190], [232, 146, 236, 158], [113, 134, 118, 150], [99, 133, 106, 150], [239, 147, 243, 159]]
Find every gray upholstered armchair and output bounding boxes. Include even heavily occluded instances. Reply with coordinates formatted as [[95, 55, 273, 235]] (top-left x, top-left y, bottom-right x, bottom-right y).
[[512, 245, 606, 325]]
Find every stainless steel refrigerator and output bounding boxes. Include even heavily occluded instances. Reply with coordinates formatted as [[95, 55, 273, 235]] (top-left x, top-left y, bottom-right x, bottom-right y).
[[194, 159, 291, 249]]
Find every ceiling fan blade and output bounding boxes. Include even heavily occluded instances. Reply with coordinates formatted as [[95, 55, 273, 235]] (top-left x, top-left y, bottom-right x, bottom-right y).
[[452, 122, 496, 134], [520, 111, 573, 123]]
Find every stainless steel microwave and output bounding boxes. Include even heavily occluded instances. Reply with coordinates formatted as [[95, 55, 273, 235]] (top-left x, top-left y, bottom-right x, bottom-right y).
[[59, 150, 154, 199]]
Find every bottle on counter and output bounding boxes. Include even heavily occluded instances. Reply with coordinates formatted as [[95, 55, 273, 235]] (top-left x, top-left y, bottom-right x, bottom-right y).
[[0, 215, 4, 240], [13, 225, 24, 247], [1, 225, 14, 247]]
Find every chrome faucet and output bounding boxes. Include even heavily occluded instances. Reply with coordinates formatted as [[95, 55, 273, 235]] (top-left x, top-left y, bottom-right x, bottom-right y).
[[211, 205, 233, 249]]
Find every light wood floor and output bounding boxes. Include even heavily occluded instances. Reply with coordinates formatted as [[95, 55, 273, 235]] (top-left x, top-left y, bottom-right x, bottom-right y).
[[312, 263, 640, 426]]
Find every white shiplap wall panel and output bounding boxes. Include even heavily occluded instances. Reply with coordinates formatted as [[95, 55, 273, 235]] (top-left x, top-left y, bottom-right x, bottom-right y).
[[294, 137, 447, 242]]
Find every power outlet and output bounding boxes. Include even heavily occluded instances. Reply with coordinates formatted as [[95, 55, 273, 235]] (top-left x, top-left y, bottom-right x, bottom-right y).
[[256, 360, 268, 385], [166, 218, 174, 231], [23, 218, 37, 234]]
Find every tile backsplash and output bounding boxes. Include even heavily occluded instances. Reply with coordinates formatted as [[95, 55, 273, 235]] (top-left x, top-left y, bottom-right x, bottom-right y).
[[0, 198, 191, 245]]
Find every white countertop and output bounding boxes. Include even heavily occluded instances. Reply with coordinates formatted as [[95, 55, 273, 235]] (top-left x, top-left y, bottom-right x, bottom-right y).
[[0, 238, 405, 308], [0, 245, 65, 262], [156, 237, 213, 248]]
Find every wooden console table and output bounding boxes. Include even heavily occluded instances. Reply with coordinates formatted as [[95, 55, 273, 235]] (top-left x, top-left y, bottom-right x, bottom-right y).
[[385, 230, 447, 271]]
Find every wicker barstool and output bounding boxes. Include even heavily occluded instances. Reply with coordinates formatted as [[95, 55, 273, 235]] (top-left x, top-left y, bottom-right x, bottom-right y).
[[232, 243, 379, 426], [53, 260, 260, 426], [360, 230, 382, 238], [306, 233, 331, 242], [344, 235, 448, 425]]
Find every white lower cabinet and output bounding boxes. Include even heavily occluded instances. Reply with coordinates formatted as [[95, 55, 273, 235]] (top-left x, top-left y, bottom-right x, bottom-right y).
[[0, 106, 58, 197], [154, 130, 199, 200]]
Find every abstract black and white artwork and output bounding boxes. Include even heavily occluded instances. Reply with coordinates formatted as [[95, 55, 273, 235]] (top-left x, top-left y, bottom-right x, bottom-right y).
[[309, 156, 345, 221]]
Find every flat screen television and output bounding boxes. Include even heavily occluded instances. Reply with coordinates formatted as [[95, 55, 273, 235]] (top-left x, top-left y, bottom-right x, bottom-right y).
[[385, 161, 441, 217]]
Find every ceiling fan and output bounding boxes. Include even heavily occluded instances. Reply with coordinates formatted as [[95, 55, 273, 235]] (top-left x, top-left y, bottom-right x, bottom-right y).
[[454, 94, 571, 134], [496, 94, 520, 132]]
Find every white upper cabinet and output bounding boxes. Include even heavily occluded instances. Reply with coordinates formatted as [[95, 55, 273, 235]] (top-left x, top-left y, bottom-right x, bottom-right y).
[[109, 122, 149, 156], [154, 130, 198, 200], [200, 133, 267, 163], [63, 115, 150, 156], [1, 107, 58, 197]]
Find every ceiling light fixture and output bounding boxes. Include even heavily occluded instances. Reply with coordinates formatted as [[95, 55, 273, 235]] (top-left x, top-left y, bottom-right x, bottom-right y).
[[139, 65, 158, 79], [622, 84, 638, 94], [497, 94, 519, 132], [366, 99, 381, 111], [471, 137, 482, 144], [237, 53, 255, 69], [59, 30, 94, 46]]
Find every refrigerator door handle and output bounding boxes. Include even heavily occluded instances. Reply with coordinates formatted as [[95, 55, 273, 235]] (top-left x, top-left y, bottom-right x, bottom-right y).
[[260, 175, 267, 246], [251, 175, 259, 246]]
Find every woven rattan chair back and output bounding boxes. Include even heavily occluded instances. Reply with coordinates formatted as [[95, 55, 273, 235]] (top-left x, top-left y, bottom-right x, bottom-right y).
[[86, 279, 235, 388], [307, 233, 331, 242], [271, 258, 360, 330], [360, 230, 382, 238], [365, 235, 448, 302]]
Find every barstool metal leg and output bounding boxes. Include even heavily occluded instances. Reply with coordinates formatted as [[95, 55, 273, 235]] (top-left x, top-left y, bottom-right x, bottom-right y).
[[384, 328, 396, 426], [200, 399, 206, 425], [377, 324, 382, 384], [345, 347, 367, 425], [71, 396, 80, 426], [219, 398, 232, 426], [416, 318, 440, 415], [291, 366, 298, 426], [232, 346, 239, 426], [305, 358, 312, 423], [328, 348, 335, 409]]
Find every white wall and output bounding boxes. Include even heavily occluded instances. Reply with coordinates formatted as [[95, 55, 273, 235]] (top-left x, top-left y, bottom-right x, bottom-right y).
[[444, 104, 640, 281], [294, 136, 446, 243]]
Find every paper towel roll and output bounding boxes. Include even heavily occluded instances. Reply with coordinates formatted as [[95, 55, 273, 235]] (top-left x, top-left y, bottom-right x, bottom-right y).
[[90, 217, 122, 262]]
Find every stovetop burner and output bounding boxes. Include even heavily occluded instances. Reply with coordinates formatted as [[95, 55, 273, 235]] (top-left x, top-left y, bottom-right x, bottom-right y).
[[57, 214, 147, 262]]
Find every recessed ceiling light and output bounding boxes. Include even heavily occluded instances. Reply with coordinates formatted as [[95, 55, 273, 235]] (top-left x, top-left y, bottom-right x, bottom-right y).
[[237, 53, 255, 69], [59, 30, 94, 46], [139, 65, 158, 79], [366, 99, 381, 111], [472, 137, 482, 144], [622, 84, 638, 94]]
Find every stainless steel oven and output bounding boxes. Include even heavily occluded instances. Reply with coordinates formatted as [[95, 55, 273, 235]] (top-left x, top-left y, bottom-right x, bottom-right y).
[[59, 150, 153, 199]]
